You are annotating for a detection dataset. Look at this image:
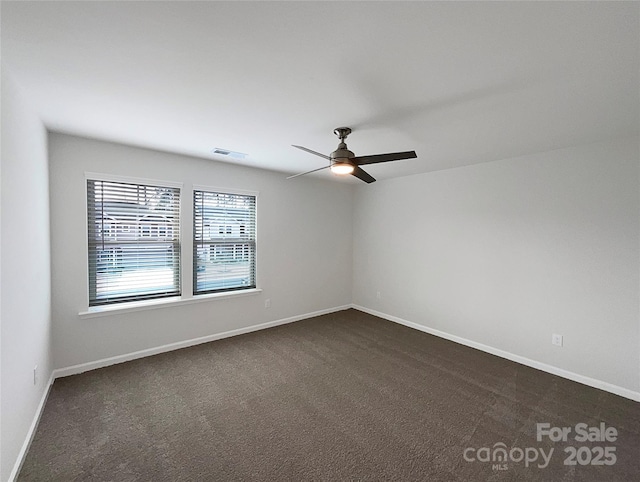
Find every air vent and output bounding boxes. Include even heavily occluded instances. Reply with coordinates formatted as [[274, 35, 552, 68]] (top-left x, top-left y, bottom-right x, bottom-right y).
[[211, 148, 248, 159]]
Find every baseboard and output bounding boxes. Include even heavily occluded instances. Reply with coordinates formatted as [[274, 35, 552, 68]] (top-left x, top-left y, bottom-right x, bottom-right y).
[[53, 305, 352, 379], [8, 371, 55, 482], [352, 304, 640, 403]]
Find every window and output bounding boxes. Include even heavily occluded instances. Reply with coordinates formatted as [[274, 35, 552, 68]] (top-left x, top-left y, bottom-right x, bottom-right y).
[[193, 189, 256, 295], [87, 179, 181, 306]]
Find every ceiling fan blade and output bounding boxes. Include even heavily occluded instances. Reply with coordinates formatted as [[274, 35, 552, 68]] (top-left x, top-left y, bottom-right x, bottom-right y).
[[292, 145, 331, 160], [352, 151, 417, 165], [351, 166, 376, 184], [286, 165, 330, 180]]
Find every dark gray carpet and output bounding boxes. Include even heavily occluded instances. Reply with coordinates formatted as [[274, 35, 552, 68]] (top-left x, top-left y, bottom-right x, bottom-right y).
[[18, 309, 640, 481]]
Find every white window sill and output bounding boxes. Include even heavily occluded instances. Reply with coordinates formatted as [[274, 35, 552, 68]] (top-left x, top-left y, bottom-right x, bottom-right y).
[[79, 288, 263, 319]]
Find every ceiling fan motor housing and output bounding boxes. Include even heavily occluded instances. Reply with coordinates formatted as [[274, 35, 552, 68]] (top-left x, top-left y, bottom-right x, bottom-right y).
[[331, 143, 355, 165], [332, 127, 354, 164]]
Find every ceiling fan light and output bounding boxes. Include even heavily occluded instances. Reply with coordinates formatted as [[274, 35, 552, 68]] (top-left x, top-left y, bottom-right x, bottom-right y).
[[330, 162, 354, 175]]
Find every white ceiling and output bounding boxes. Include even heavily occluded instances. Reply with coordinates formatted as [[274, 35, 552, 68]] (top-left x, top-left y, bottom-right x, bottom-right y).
[[2, 1, 638, 182]]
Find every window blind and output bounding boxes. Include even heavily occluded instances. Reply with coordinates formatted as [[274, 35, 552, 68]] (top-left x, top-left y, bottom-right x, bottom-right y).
[[193, 190, 256, 295], [87, 179, 181, 306]]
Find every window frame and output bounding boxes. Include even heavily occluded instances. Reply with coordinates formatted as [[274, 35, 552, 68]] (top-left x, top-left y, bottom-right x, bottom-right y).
[[192, 185, 258, 297], [85, 173, 184, 308]]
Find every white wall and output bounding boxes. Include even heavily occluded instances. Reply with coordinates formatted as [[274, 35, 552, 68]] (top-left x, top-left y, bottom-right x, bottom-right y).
[[48, 133, 353, 370], [353, 137, 640, 394], [1, 70, 52, 481]]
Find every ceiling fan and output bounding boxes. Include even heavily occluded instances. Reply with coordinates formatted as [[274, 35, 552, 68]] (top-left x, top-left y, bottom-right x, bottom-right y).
[[287, 127, 417, 183]]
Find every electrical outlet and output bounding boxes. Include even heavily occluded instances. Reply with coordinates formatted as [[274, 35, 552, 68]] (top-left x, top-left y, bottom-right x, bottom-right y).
[[552, 334, 563, 347], [33, 365, 38, 385], [376, 291, 381, 299], [265, 298, 271, 308]]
